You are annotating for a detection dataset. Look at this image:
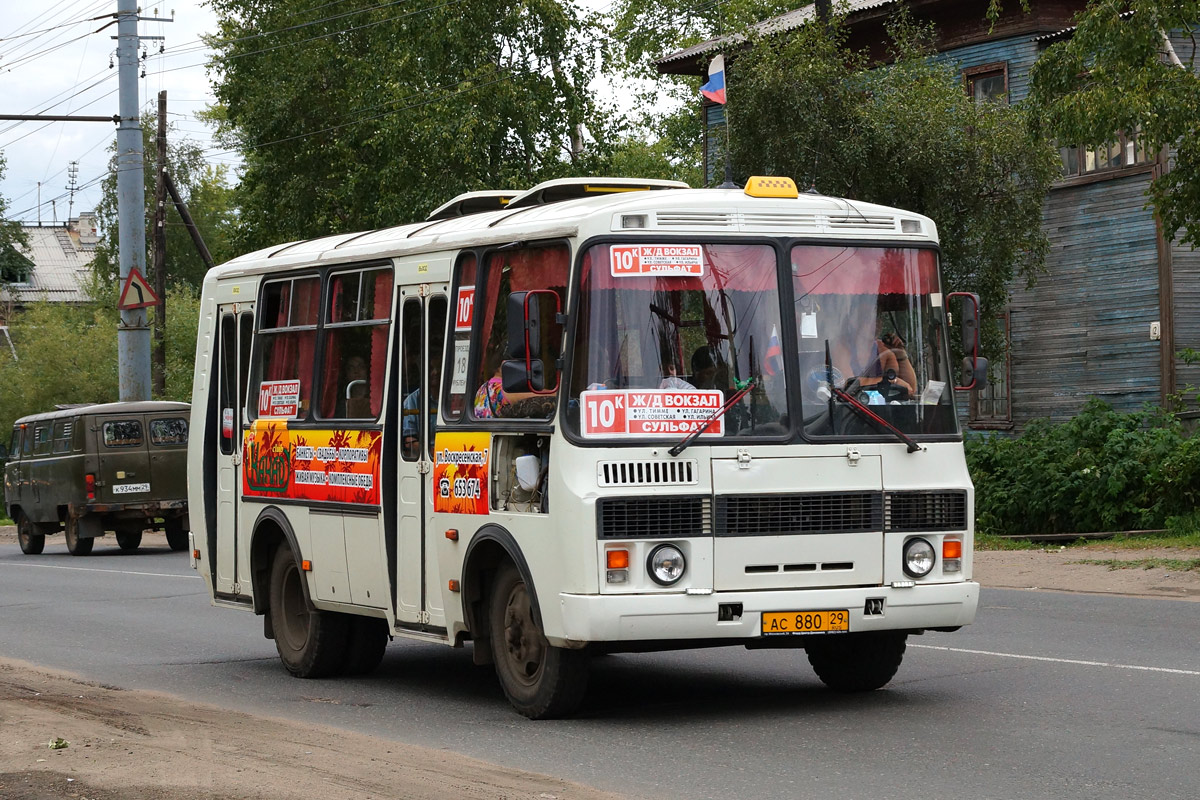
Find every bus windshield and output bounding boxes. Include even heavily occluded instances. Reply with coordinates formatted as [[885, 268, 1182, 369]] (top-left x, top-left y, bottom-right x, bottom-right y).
[[567, 241, 958, 442], [569, 243, 789, 440], [793, 245, 958, 438]]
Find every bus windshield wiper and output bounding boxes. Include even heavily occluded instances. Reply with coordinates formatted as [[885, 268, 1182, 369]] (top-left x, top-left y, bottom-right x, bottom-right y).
[[830, 385, 923, 453], [669, 377, 758, 457]]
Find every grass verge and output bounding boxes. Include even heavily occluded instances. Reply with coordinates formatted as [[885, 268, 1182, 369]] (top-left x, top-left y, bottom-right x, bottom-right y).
[[1070, 558, 1200, 572]]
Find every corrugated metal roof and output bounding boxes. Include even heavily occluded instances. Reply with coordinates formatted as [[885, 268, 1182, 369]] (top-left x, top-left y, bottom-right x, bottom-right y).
[[3, 224, 93, 303], [658, 0, 898, 67], [1032, 10, 1133, 43]]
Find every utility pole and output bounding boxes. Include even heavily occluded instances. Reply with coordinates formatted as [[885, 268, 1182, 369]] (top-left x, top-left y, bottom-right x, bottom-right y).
[[115, 0, 150, 401], [66, 161, 79, 220], [152, 91, 167, 398], [113, 0, 170, 402]]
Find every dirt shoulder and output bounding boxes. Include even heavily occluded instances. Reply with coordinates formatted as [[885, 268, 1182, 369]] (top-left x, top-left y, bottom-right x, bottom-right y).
[[0, 658, 625, 800], [973, 546, 1200, 601]]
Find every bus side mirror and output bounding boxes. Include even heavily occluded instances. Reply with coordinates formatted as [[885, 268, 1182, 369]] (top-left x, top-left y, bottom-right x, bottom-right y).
[[947, 292, 988, 392], [503, 290, 562, 394]]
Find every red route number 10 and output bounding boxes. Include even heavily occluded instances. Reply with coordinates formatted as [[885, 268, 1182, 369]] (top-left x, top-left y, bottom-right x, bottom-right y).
[[582, 392, 626, 436]]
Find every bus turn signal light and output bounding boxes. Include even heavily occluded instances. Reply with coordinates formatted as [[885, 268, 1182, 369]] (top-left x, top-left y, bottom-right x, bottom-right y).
[[606, 550, 629, 569], [301, 560, 312, 572], [943, 540, 962, 559]]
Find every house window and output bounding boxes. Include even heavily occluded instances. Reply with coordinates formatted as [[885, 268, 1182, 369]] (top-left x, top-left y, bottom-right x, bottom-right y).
[[964, 63, 1008, 104], [1059, 132, 1153, 178], [970, 311, 1011, 428]]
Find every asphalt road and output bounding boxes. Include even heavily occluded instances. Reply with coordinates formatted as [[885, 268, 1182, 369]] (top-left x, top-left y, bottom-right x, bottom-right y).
[[2, 538, 1199, 800]]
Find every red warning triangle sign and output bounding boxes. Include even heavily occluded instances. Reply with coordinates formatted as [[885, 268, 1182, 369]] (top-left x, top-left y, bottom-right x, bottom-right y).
[[118, 267, 161, 310]]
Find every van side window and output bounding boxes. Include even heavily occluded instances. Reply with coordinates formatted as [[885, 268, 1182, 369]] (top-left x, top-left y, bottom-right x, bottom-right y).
[[21, 426, 32, 456], [150, 418, 189, 445], [103, 420, 144, 447], [52, 420, 73, 453], [318, 267, 393, 419], [33, 426, 51, 456], [256, 276, 320, 420], [10, 427, 20, 459]]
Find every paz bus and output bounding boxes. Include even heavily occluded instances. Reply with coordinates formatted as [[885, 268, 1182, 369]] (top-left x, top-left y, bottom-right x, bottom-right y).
[[187, 175, 987, 718]]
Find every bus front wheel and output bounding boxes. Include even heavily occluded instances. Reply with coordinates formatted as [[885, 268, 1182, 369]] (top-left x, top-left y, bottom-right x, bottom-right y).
[[268, 546, 348, 678], [806, 631, 907, 692], [488, 564, 588, 719]]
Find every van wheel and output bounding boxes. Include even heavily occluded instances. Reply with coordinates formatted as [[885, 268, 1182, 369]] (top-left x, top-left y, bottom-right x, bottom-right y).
[[16, 513, 45, 555], [806, 632, 907, 692], [64, 518, 95, 556], [342, 616, 389, 676], [488, 563, 588, 719], [164, 520, 188, 552], [116, 530, 142, 551], [268, 546, 349, 678]]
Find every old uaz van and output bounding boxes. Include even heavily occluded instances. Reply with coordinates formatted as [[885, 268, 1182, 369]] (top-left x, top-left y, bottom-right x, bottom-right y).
[[3, 401, 190, 556]]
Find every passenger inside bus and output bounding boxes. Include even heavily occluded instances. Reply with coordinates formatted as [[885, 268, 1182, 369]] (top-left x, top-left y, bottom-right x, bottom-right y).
[[402, 362, 439, 457]]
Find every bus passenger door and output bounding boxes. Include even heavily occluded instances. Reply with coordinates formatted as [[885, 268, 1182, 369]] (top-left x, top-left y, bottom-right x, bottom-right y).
[[395, 289, 448, 628], [214, 306, 254, 596]]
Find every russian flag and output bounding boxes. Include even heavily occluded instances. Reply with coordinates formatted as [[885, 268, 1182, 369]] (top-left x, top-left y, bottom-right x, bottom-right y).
[[700, 55, 726, 105], [764, 325, 784, 376]]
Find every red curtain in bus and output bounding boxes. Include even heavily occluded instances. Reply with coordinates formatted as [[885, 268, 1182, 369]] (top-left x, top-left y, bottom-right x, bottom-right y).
[[791, 246, 939, 296], [478, 245, 569, 374], [369, 270, 393, 417]]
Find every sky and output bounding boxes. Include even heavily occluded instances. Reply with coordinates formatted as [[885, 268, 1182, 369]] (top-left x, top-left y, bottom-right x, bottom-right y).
[[0, 0, 665, 228], [0, 0, 224, 225]]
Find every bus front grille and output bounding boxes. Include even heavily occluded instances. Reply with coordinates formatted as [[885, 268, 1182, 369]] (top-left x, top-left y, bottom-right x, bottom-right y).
[[885, 491, 967, 532], [716, 492, 882, 537], [596, 496, 712, 539]]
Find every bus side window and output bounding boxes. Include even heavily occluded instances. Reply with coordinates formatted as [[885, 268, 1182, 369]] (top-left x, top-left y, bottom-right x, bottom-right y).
[[256, 276, 320, 420], [427, 295, 447, 458], [319, 267, 393, 420], [443, 253, 477, 422], [400, 298, 422, 461]]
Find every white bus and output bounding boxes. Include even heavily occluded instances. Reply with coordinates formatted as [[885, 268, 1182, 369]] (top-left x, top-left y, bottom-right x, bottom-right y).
[[188, 176, 986, 718]]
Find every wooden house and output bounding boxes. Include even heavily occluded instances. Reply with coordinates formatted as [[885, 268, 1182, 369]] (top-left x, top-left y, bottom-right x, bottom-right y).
[[658, 0, 1200, 431]]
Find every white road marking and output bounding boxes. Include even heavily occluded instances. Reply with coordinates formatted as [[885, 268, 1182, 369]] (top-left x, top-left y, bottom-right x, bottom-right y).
[[912, 643, 1200, 676], [0, 561, 197, 580]]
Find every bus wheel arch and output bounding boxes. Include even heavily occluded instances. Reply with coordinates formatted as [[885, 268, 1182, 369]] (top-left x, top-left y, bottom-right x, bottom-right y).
[[248, 507, 306, 622], [461, 525, 541, 666]]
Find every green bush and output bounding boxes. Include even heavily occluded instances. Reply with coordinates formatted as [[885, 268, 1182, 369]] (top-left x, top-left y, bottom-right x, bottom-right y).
[[967, 399, 1200, 535]]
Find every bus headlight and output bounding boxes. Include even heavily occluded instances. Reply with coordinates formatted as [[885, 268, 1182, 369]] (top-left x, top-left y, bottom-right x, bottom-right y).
[[902, 537, 936, 578], [647, 544, 686, 586]]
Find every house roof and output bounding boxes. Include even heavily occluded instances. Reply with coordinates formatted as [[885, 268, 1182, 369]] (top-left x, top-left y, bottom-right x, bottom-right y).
[[3, 222, 94, 303], [657, 0, 899, 73]]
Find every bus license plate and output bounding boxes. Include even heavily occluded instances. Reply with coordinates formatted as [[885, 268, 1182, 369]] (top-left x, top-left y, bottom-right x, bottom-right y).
[[760, 610, 850, 636]]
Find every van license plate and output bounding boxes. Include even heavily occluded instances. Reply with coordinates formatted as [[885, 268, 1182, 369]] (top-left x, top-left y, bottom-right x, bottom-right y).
[[760, 610, 849, 636]]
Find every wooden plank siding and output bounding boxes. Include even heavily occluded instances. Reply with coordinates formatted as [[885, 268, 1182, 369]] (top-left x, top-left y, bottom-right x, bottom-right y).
[[1006, 173, 1163, 427], [933, 33, 1042, 103]]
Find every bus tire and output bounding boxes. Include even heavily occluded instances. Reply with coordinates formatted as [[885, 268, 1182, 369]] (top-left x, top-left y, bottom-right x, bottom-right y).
[[65, 518, 95, 556], [116, 530, 142, 551], [806, 631, 907, 692], [342, 616, 389, 676], [268, 546, 349, 678], [164, 519, 188, 552], [488, 563, 588, 719], [16, 513, 45, 555]]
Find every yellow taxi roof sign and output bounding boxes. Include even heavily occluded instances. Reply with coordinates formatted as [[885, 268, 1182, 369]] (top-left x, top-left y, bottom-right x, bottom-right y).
[[744, 176, 799, 199]]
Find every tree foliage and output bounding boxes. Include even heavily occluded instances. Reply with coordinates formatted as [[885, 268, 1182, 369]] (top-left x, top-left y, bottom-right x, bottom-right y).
[[0, 283, 200, 436], [729, 12, 1061, 351], [91, 114, 237, 289], [208, 0, 625, 251], [0, 154, 30, 285], [1029, 0, 1200, 247]]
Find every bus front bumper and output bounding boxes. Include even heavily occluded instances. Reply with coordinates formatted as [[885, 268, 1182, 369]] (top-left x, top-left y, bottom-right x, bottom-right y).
[[556, 581, 979, 645]]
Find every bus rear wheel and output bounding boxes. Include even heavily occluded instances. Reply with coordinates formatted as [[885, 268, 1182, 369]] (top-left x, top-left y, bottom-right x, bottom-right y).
[[65, 518, 94, 556], [806, 631, 907, 692], [16, 513, 44, 555], [488, 564, 588, 719], [342, 616, 389, 676], [268, 546, 348, 678]]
